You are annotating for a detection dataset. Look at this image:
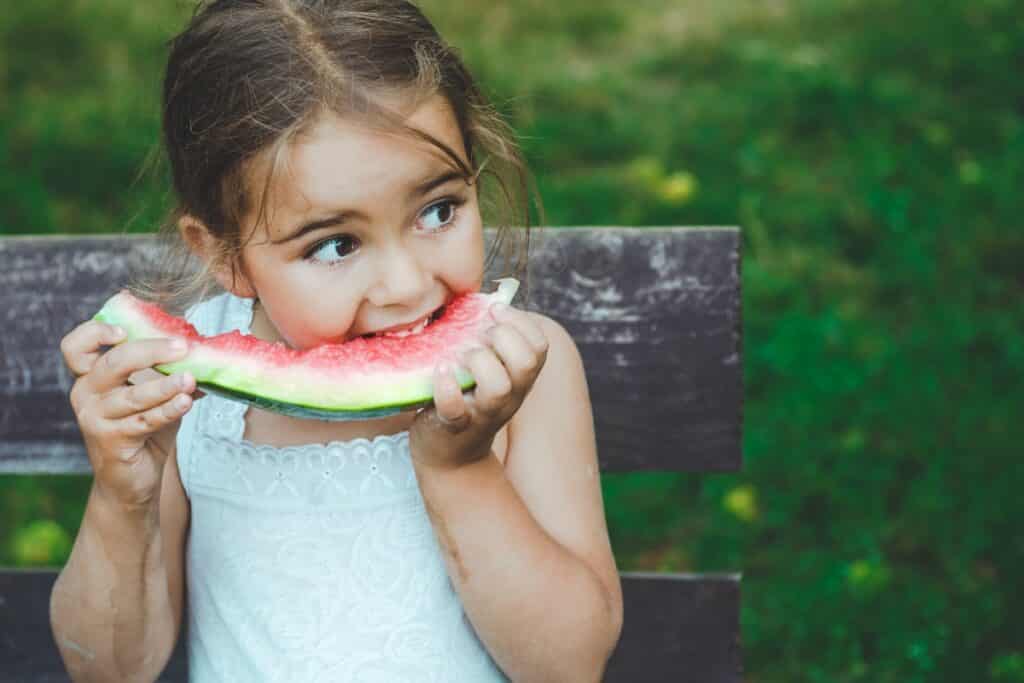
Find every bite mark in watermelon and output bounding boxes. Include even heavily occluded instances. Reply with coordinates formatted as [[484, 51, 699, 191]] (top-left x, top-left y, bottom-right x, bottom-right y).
[[93, 278, 520, 421]]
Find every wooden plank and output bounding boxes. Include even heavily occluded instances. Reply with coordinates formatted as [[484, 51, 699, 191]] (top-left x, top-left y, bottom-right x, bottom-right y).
[[0, 568, 740, 682], [0, 227, 742, 473], [527, 228, 742, 473], [607, 572, 742, 682]]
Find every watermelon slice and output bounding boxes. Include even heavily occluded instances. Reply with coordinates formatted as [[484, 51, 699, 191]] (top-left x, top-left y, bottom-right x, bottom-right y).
[[93, 278, 520, 421]]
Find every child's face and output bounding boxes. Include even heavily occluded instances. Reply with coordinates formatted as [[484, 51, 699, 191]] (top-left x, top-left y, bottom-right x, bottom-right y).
[[233, 95, 485, 350]]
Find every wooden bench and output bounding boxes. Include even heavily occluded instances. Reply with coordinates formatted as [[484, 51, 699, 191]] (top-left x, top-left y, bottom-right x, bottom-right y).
[[0, 226, 743, 682]]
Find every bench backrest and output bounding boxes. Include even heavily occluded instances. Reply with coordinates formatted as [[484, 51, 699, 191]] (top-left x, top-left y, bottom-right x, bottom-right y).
[[0, 226, 743, 681]]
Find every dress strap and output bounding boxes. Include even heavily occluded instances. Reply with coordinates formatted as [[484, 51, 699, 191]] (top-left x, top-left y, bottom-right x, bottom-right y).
[[198, 293, 257, 442], [178, 292, 254, 494]]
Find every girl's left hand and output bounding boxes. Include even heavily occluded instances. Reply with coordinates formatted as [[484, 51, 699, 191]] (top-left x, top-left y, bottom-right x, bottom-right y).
[[410, 303, 549, 471]]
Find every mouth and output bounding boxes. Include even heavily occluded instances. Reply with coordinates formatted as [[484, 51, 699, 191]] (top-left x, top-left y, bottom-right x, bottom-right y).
[[360, 305, 446, 340]]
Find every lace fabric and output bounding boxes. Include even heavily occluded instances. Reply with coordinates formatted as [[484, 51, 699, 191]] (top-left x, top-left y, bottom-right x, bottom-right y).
[[176, 292, 508, 682]]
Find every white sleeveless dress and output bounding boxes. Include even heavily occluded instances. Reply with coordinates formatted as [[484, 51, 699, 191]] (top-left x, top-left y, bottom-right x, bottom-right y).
[[175, 292, 508, 682]]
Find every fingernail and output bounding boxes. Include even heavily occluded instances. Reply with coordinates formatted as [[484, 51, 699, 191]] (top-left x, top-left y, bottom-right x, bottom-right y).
[[111, 326, 125, 339], [171, 339, 188, 352]]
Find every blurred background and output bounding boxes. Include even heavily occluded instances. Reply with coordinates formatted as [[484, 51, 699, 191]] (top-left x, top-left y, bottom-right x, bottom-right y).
[[1, 0, 1021, 680]]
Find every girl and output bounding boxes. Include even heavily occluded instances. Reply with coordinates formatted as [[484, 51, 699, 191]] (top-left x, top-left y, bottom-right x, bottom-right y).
[[50, 1, 622, 681]]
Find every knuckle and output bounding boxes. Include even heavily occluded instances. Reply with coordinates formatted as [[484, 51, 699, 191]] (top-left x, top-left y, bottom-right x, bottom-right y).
[[126, 410, 156, 436], [86, 414, 111, 440], [59, 335, 73, 359], [163, 399, 184, 421], [165, 375, 182, 393], [533, 346, 549, 366], [161, 402, 179, 422], [140, 409, 162, 431], [519, 353, 539, 372], [69, 382, 84, 414], [491, 376, 513, 397], [75, 404, 93, 429], [124, 385, 147, 413], [97, 348, 119, 374]]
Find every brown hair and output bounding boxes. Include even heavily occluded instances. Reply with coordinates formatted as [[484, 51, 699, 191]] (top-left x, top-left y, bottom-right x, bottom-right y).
[[130, 0, 539, 314]]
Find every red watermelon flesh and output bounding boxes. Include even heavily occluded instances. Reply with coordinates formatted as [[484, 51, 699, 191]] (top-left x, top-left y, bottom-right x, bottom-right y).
[[93, 278, 520, 421]]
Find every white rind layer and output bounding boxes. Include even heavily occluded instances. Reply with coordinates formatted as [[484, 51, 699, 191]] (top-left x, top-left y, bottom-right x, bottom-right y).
[[156, 345, 480, 410]]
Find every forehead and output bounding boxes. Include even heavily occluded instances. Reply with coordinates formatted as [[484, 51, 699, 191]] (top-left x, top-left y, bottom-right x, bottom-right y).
[[253, 95, 467, 231]]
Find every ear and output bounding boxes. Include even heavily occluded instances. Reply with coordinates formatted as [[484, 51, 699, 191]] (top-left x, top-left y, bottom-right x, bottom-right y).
[[177, 215, 258, 299]]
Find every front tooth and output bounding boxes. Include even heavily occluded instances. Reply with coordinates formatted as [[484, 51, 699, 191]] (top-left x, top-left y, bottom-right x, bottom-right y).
[[382, 316, 428, 338]]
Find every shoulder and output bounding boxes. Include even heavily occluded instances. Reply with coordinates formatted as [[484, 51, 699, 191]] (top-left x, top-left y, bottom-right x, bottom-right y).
[[527, 311, 570, 347], [507, 311, 594, 464], [525, 311, 587, 396]]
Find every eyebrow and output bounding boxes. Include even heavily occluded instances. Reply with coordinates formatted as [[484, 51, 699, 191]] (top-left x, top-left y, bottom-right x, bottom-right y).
[[272, 169, 469, 245]]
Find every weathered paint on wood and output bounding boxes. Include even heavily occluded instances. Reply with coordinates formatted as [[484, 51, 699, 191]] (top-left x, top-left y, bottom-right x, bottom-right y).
[[0, 568, 740, 682], [0, 227, 742, 474]]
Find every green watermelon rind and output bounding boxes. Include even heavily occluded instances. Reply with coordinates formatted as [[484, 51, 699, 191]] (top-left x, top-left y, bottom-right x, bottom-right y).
[[190, 374, 473, 421], [93, 279, 518, 421]]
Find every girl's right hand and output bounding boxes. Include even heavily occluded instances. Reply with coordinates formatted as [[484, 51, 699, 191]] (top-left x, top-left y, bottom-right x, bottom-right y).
[[61, 320, 202, 510]]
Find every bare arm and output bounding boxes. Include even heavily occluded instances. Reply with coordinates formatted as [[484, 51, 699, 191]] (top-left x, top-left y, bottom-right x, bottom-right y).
[[50, 485, 180, 682], [50, 361, 193, 682], [412, 315, 623, 682], [51, 322, 198, 681]]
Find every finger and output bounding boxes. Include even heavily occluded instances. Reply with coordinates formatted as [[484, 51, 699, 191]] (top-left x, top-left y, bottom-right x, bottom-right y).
[[459, 346, 512, 417], [482, 324, 545, 391], [61, 320, 127, 377], [88, 338, 190, 394], [102, 371, 196, 419], [111, 393, 195, 440], [431, 362, 470, 431], [490, 304, 549, 353]]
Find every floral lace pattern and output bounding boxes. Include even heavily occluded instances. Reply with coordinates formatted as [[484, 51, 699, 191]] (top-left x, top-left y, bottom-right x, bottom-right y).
[[176, 293, 508, 682]]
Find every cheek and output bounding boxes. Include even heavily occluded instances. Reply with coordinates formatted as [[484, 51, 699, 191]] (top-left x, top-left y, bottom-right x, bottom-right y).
[[259, 270, 359, 349], [449, 210, 486, 291]]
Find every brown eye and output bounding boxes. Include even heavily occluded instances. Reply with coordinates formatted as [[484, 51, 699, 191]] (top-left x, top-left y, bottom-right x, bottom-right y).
[[307, 235, 359, 264], [417, 198, 463, 232]]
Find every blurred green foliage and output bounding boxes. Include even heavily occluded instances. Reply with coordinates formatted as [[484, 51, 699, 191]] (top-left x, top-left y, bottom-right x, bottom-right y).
[[2, 0, 1021, 680]]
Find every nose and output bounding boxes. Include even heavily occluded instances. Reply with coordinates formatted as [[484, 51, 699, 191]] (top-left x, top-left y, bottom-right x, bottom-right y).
[[366, 239, 431, 307]]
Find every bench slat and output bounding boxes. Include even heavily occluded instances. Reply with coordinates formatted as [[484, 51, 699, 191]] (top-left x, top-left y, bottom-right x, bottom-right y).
[[0, 227, 742, 474], [0, 568, 740, 682]]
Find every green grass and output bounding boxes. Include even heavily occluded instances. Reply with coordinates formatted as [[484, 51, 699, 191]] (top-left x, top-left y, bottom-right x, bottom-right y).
[[2, 0, 1023, 680]]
